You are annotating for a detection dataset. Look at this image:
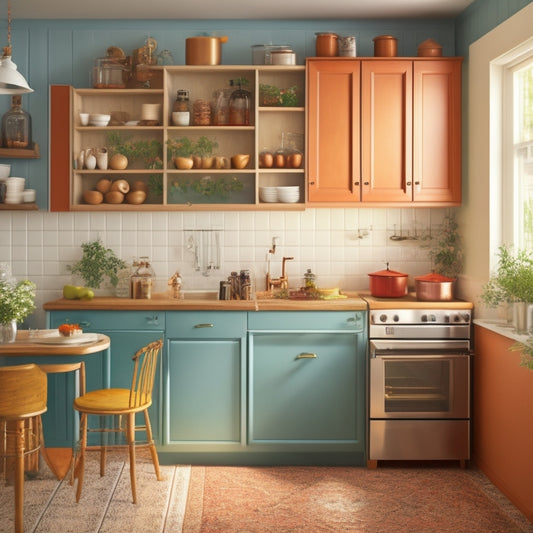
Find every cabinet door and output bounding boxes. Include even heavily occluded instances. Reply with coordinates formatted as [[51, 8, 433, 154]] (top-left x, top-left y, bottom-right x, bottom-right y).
[[413, 59, 462, 204], [307, 59, 361, 202], [249, 332, 363, 446], [361, 60, 413, 203], [166, 337, 243, 444]]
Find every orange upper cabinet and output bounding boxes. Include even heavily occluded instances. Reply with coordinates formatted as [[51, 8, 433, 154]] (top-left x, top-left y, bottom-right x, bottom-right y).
[[412, 59, 462, 204], [361, 60, 413, 203], [306, 57, 462, 207], [307, 59, 361, 203]]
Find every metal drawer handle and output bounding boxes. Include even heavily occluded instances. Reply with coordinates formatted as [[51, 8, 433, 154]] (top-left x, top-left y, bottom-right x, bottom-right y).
[[194, 323, 214, 328], [295, 352, 317, 360]]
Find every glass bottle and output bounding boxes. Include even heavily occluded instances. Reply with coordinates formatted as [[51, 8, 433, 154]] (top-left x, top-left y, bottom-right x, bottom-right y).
[[131, 256, 155, 299], [172, 89, 190, 126], [228, 79, 250, 126], [1, 95, 32, 149]]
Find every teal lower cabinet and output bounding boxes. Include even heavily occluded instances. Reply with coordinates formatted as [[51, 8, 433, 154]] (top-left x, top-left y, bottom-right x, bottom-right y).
[[161, 311, 247, 464], [47, 310, 165, 447], [247, 311, 367, 465]]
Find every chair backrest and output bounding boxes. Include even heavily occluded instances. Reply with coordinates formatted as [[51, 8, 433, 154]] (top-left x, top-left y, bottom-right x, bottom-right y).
[[129, 339, 163, 409], [0, 363, 47, 419]]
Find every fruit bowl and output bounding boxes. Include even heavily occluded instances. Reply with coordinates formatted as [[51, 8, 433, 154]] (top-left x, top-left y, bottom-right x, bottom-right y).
[[58, 324, 83, 337]]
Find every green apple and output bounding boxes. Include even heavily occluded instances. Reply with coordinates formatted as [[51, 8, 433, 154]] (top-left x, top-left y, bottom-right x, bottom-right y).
[[79, 288, 94, 301], [63, 284, 80, 299]]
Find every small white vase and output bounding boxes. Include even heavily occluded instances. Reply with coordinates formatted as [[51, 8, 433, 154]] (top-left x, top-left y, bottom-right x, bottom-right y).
[[85, 151, 97, 170], [0, 320, 17, 343], [96, 148, 108, 170], [513, 302, 531, 334]]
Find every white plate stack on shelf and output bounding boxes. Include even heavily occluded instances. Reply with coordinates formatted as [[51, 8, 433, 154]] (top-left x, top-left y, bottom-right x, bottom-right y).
[[4, 177, 25, 204], [259, 186, 278, 203], [277, 186, 300, 203]]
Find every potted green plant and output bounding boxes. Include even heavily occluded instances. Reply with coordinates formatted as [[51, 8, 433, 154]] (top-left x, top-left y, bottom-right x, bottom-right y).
[[0, 278, 36, 342], [67, 238, 127, 291], [428, 214, 464, 279], [481, 245, 533, 333], [105, 131, 163, 170]]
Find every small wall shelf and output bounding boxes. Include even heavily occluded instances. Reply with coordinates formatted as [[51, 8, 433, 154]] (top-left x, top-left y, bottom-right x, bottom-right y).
[[0, 143, 40, 159]]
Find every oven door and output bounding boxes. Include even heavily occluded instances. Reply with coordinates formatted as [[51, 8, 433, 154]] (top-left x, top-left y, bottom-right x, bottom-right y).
[[369, 342, 470, 419]]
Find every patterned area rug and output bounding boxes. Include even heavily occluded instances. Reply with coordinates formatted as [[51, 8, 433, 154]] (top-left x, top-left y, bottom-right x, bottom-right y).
[[183, 464, 533, 533], [0, 450, 190, 533]]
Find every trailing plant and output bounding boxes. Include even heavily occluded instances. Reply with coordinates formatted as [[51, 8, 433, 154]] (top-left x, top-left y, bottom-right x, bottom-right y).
[[508, 341, 533, 371], [167, 136, 218, 159], [170, 175, 243, 198], [105, 131, 163, 169], [481, 245, 533, 306], [0, 279, 36, 323], [427, 213, 464, 278], [148, 174, 164, 197], [67, 238, 126, 289]]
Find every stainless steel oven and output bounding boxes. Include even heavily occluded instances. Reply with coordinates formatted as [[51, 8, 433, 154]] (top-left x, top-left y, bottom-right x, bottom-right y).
[[368, 309, 472, 467]]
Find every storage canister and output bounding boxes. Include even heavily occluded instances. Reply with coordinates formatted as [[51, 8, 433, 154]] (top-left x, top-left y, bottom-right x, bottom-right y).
[[373, 35, 398, 57], [417, 38, 443, 57], [315, 33, 338, 57], [338, 35, 357, 57]]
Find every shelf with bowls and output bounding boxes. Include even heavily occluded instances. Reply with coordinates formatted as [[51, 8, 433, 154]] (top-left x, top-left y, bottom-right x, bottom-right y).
[[51, 66, 306, 211]]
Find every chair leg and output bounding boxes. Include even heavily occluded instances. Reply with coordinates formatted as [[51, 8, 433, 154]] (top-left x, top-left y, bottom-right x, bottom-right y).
[[143, 409, 161, 481], [14, 419, 24, 533], [75, 413, 87, 503], [127, 413, 137, 504]]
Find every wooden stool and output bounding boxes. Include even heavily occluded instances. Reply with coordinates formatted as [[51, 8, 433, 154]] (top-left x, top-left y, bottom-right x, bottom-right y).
[[0, 364, 47, 533]]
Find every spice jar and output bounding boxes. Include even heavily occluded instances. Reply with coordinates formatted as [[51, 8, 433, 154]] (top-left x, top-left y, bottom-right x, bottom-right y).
[[172, 90, 190, 126], [192, 99, 211, 125], [131, 256, 155, 299], [315, 33, 338, 57], [1, 95, 32, 149]]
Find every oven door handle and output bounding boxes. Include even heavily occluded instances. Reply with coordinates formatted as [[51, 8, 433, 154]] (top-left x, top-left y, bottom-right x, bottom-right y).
[[372, 353, 471, 360]]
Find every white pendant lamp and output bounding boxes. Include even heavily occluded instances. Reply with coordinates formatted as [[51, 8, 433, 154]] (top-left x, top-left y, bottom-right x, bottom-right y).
[[0, 0, 33, 94]]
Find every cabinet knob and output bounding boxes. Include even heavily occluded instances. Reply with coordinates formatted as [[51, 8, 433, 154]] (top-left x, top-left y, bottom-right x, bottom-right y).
[[363, 181, 369, 186], [406, 181, 412, 186], [354, 181, 360, 186], [309, 181, 315, 186], [414, 181, 420, 185]]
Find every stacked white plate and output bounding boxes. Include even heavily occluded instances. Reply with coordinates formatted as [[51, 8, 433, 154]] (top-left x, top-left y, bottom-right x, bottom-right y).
[[277, 186, 300, 203], [89, 113, 111, 126], [4, 177, 25, 204], [259, 186, 278, 203]]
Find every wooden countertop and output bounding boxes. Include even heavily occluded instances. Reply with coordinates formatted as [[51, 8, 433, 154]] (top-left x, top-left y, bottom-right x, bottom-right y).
[[43, 292, 368, 312], [359, 291, 474, 310]]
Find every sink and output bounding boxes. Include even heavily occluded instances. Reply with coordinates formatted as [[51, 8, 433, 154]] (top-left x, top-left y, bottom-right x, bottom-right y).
[[180, 290, 219, 300]]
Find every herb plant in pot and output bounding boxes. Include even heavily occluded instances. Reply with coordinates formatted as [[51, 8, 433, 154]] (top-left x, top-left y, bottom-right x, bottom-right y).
[[481, 245, 533, 334], [67, 238, 126, 294], [0, 277, 36, 342]]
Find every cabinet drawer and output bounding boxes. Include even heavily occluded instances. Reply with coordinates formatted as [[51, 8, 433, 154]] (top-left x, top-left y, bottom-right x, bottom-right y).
[[48, 310, 165, 331], [166, 311, 247, 338], [248, 311, 366, 332]]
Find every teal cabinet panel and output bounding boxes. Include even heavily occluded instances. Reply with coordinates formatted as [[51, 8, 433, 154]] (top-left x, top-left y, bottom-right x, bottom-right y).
[[166, 311, 246, 339], [48, 310, 165, 331], [248, 311, 366, 332], [249, 332, 362, 443], [166, 338, 243, 443]]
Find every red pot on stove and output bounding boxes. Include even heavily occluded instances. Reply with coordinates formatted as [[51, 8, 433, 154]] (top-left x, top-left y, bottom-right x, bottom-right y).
[[368, 263, 408, 298]]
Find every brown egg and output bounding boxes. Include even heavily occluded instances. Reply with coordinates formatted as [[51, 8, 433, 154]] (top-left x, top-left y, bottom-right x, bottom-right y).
[[111, 179, 130, 194], [260, 152, 274, 168], [104, 190, 125, 204], [95, 178, 112, 194], [274, 154, 286, 168], [126, 190, 147, 204], [83, 190, 103, 205]]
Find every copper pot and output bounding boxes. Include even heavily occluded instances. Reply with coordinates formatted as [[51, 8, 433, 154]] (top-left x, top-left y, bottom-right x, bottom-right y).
[[186, 36, 228, 65], [373, 35, 398, 57], [414, 273, 455, 301], [368, 264, 408, 298], [417, 39, 443, 57]]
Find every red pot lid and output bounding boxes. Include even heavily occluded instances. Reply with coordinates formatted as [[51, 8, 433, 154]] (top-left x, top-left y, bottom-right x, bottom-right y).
[[415, 272, 455, 282], [368, 263, 408, 278]]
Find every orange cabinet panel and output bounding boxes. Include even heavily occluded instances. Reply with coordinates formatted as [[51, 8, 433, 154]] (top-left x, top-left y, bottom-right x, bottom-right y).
[[307, 59, 361, 203], [413, 59, 462, 203], [361, 60, 412, 203]]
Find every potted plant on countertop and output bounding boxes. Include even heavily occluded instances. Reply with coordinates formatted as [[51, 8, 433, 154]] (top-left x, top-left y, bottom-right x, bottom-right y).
[[0, 265, 36, 342], [67, 237, 127, 293], [427, 213, 464, 279]]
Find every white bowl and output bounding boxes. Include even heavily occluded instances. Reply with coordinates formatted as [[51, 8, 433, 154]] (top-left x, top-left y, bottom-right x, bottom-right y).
[[259, 187, 279, 203], [277, 186, 300, 203], [89, 113, 111, 126]]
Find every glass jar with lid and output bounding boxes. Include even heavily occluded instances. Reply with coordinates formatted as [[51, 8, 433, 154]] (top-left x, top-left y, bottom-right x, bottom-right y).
[[172, 89, 191, 126], [131, 256, 156, 299], [1, 96, 32, 149], [228, 79, 251, 126]]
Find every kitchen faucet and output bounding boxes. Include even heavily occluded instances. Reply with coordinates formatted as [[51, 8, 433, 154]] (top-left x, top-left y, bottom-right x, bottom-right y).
[[266, 256, 294, 292]]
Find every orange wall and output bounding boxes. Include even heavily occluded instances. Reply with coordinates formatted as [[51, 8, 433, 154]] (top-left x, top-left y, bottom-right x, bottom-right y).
[[473, 325, 533, 522]]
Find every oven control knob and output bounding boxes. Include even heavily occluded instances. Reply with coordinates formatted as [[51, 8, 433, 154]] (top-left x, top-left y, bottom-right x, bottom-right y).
[[444, 315, 451, 323], [380, 314, 388, 322], [453, 314, 461, 322], [429, 314, 436, 322], [393, 314, 399, 322], [421, 314, 428, 322], [462, 313, 471, 322]]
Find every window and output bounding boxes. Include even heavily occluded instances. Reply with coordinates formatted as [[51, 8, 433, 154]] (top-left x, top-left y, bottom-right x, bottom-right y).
[[503, 53, 533, 249]]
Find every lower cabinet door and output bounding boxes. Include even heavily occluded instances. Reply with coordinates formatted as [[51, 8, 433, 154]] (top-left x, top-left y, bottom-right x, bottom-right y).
[[166, 338, 243, 444], [249, 332, 362, 446]]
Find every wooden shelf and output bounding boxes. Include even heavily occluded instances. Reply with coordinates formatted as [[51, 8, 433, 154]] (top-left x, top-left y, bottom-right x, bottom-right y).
[[0, 202, 38, 210], [0, 143, 40, 159]]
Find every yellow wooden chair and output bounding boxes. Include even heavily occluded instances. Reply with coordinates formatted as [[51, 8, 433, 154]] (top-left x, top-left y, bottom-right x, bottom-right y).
[[0, 363, 47, 533], [72, 339, 163, 503]]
